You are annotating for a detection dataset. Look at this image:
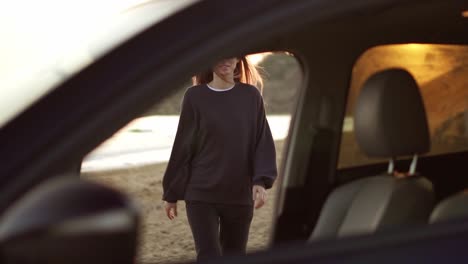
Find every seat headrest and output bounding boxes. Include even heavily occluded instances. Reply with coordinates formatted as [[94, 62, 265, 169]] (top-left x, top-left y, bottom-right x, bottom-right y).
[[354, 69, 430, 158]]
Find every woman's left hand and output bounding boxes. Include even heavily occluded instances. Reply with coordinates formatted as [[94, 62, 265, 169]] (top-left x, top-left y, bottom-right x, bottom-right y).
[[253, 185, 267, 209]]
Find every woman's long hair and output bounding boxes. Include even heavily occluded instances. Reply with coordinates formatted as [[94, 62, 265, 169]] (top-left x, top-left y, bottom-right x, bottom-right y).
[[192, 56, 264, 93]]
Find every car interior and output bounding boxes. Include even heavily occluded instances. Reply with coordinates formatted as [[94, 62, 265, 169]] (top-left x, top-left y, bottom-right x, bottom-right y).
[[0, 0, 466, 263]]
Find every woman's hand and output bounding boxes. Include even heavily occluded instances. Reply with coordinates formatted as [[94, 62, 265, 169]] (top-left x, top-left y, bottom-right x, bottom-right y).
[[253, 185, 267, 209], [164, 201, 178, 220]]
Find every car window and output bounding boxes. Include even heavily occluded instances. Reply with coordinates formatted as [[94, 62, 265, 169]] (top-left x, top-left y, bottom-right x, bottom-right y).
[[81, 52, 303, 263], [0, 0, 198, 129], [339, 44, 468, 168]]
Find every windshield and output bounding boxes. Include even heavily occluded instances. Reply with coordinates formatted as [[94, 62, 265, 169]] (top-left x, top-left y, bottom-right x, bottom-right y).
[[0, 0, 199, 128]]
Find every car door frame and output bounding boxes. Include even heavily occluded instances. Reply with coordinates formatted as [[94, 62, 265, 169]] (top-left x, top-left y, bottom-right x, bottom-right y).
[[0, 1, 467, 261]]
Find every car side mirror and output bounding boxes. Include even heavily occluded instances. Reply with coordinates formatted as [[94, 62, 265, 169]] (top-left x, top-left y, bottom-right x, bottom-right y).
[[0, 177, 139, 264]]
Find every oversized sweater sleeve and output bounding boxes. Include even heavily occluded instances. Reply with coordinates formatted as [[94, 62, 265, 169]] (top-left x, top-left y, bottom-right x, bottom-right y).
[[162, 89, 197, 202], [252, 93, 277, 189]]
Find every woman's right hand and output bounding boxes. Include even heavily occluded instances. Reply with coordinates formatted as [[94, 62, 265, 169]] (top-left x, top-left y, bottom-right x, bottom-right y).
[[164, 201, 178, 220]]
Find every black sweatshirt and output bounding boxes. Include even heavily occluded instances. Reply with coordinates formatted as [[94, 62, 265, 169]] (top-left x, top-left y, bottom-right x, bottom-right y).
[[162, 83, 277, 205]]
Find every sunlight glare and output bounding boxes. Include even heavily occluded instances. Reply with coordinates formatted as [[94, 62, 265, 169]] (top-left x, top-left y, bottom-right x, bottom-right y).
[[247, 52, 272, 65]]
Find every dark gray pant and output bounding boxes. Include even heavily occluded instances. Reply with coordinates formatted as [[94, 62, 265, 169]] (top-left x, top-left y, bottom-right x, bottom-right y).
[[185, 201, 254, 262]]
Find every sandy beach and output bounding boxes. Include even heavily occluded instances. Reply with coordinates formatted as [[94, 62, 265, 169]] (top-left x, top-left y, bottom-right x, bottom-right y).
[[82, 140, 284, 264]]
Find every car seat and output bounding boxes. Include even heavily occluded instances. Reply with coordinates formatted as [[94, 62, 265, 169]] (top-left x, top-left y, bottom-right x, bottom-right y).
[[430, 191, 468, 223], [310, 69, 434, 241]]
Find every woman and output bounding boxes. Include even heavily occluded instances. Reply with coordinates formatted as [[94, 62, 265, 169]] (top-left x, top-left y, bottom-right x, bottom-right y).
[[162, 56, 277, 262]]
